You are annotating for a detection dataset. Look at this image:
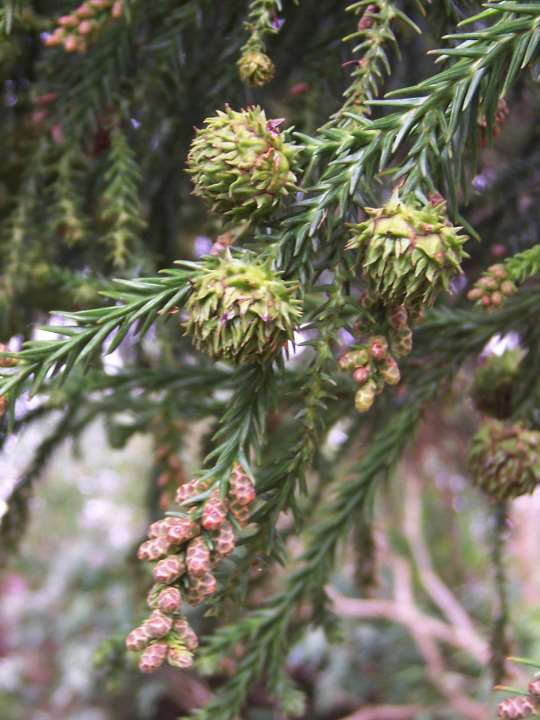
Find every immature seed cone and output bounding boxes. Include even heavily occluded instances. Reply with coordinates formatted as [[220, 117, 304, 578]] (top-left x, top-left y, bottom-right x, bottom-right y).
[[497, 696, 537, 719], [238, 51, 275, 86], [471, 350, 522, 420], [347, 194, 468, 310], [184, 254, 302, 364], [469, 421, 540, 500], [186, 105, 298, 220]]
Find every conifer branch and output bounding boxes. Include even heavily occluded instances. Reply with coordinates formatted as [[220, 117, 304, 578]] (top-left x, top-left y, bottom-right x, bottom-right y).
[[192, 394, 428, 720], [240, 0, 282, 55], [504, 243, 540, 283], [190, 283, 540, 718], [49, 141, 89, 246], [101, 127, 147, 267], [278, 2, 540, 276], [0, 268, 193, 401], [329, 0, 420, 125]]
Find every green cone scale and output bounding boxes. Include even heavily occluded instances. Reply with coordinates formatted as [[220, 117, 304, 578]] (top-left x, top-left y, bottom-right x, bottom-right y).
[[469, 421, 540, 500], [184, 254, 302, 364], [347, 194, 468, 310], [186, 106, 298, 221]]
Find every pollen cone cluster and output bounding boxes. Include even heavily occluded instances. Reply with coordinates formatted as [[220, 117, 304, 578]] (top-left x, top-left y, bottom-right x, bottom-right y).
[[347, 194, 468, 311], [497, 691, 539, 719], [186, 105, 298, 221], [44, 0, 124, 54], [467, 264, 517, 310], [184, 254, 302, 365], [339, 300, 417, 413], [126, 464, 257, 673]]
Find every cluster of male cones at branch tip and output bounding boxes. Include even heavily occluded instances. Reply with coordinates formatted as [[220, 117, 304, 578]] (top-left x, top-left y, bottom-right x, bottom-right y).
[[126, 464, 256, 673], [183, 253, 302, 365], [339, 303, 415, 413], [467, 264, 517, 310], [186, 105, 299, 222], [44, 0, 124, 54], [498, 678, 540, 719]]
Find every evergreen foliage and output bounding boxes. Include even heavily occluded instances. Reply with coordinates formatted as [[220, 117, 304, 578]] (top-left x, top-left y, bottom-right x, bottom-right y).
[[1, 0, 540, 717]]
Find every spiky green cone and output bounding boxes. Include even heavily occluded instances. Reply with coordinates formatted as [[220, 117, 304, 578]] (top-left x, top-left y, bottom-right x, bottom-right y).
[[472, 350, 523, 420], [184, 254, 302, 364], [347, 194, 468, 310], [238, 51, 275, 87], [186, 106, 298, 221], [469, 421, 540, 500]]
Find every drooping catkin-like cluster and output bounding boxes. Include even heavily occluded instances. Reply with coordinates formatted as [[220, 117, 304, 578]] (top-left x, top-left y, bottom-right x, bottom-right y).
[[347, 193, 468, 311], [126, 464, 256, 673], [467, 264, 517, 310], [339, 300, 417, 413], [186, 106, 298, 221], [469, 421, 540, 501], [44, 0, 124, 54], [183, 254, 302, 365]]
